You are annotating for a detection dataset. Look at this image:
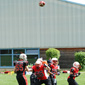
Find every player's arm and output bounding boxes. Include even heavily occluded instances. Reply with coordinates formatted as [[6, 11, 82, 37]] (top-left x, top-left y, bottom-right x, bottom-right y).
[[13, 61, 17, 73], [48, 70, 53, 75], [70, 69, 80, 78], [70, 72, 80, 78], [48, 70, 56, 78], [29, 69, 33, 72], [25, 61, 32, 72], [47, 64, 54, 75], [25, 66, 33, 72], [14, 66, 16, 73], [69, 68, 75, 78], [25, 66, 29, 71], [70, 72, 75, 77], [44, 64, 51, 71]]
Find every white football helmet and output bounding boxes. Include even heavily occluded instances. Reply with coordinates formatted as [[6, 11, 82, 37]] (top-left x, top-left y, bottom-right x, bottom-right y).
[[52, 58, 58, 61], [37, 58, 43, 62], [73, 61, 80, 68], [35, 60, 41, 64], [19, 53, 27, 61]]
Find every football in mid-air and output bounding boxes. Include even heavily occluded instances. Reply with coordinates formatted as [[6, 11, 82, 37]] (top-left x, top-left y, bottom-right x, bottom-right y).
[[39, 1, 45, 7]]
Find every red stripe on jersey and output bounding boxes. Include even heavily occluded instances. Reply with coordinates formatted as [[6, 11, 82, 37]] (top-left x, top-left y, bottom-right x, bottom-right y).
[[23, 75, 28, 85]]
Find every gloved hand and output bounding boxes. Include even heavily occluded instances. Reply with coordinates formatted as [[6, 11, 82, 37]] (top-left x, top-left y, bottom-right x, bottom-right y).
[[78, 72, 81, 75], [76, 73, 81, 77], [57, 72, 60, 75], [52, 74, 56, 78]]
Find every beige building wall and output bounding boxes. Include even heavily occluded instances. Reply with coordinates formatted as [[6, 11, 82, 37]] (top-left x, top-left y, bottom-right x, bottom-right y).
[[0, 0, 85, 48]]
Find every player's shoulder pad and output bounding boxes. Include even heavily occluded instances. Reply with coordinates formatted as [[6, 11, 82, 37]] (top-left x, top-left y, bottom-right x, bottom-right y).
[[13, 61, 18, 66], [49, 64, 54, 68], [70, 67, 75, 72], [24, 61, 28, 63], [24, 61, 28, 65], [13, 60, 18, 63]]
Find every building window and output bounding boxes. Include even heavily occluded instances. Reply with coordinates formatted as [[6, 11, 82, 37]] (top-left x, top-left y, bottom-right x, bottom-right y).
[[13, 49, 25, 54], [1, 55, 12, 66], [0, 50, 12, 54], [26, 49, 38, 54], [13, 55, 19, 61], [0, 48, 40, 68], [27, 55, 38, 64]]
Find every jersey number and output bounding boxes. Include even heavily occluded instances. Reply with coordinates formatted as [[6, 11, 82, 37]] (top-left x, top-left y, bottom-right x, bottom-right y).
[[16, 64, 23, 71], [36, 71, 44, 77]]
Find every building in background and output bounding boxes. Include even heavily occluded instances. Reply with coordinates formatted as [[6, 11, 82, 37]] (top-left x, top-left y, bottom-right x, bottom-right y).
[[0, 0, 85, 68]]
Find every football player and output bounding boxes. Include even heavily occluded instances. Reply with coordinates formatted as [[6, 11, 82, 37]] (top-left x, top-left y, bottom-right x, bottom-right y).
[[48, 58, 60, 85], [14, 53, 29, 85], [31, 60, 51, 85], [67, 61, 81, 85]]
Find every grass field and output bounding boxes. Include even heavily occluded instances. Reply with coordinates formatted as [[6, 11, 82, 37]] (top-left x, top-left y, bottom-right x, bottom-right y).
[[0, 72, 85, 85]]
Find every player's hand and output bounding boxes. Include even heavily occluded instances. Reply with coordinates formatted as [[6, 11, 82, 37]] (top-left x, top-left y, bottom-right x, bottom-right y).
[[52, 74, 56, 78], [14, 70, 17, 73], [76, 74, 79, 77], [57, 72, 60, 75], [76, 73, 81, 77], [78, 72, 81, 75]]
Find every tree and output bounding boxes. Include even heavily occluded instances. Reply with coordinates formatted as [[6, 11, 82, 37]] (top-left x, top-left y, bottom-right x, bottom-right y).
[[46, 48, 60, 60], [75, 51, 85, 70]]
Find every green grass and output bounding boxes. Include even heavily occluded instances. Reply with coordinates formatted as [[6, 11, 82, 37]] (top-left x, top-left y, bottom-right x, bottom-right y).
[[0, 72, 85, 85]]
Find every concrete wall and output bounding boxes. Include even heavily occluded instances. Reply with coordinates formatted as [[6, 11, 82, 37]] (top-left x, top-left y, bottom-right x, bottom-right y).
[[0, 0, 85, 48]]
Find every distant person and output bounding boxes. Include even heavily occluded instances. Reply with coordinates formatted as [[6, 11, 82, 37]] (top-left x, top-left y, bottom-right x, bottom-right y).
[[47, 58, 52, 65], [14, 53, 29, 85], [67, 61, 81, 85]]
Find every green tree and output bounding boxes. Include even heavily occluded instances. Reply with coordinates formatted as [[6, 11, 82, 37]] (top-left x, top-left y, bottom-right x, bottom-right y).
[[46, 48, 60, 60], [75, 51, 85, 70]]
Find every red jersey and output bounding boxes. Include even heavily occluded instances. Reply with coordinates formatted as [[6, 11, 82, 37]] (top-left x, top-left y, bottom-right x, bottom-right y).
[[50, 64, 58, 78], [32, 65, 49, 80], [68, 67, 79, 79], [14, 60, 28, 75]]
